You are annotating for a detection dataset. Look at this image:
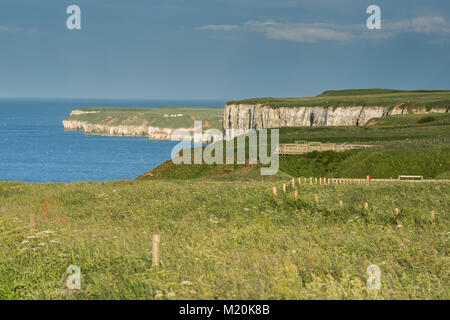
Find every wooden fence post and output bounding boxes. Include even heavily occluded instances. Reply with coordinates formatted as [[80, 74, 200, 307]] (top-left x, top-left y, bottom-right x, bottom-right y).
[[339, 200, 343, 208], [291, 178, 295, 188], [152, 234, 160, 267], [431, 210, 435, 219], [272, 187, 277, 196], [364, 202, 368, 210], [310, 177, 313, 185], [298, 177, 302, 185], [294, 190, 298, 200], [283, 184, 286, 193], [395, 208, 399, 215]]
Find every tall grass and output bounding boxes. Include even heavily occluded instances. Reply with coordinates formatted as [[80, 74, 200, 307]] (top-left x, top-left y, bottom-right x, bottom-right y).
[[0, 180, 448, 299]]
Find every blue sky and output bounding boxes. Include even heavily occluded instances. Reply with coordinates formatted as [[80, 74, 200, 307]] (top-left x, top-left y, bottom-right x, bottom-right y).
[[0, 0, 449, 100]]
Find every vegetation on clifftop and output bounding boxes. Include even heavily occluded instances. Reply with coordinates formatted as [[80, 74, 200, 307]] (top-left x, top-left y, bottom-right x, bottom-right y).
[[226, 89, 450, 109], [64, 106, 223, 130]]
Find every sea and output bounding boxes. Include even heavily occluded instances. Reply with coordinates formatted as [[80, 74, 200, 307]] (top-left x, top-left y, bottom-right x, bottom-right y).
[[0, 98, 225, 183]]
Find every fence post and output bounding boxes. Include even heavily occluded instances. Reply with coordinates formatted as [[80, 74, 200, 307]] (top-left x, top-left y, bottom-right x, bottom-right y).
[[272, 187, 277, 196], [431, 210, 435, 219], [294, 190, 298, 200], [298, 177, 302, 185], [339, 200, 343, 208], [310, 177, 313, 185], [292, 178, 295, 188], [283, 184, 286, 193], [152, 234, 160, 267], [395, 208, 399, 215], [364, 202, 368, 210]]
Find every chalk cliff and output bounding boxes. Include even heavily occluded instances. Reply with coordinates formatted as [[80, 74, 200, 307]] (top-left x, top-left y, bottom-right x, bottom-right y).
[[223, 104, 448, 139], [63, 116, 222, 143]]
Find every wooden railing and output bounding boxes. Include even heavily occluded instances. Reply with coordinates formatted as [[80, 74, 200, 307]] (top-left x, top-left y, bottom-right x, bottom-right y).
[[276, 141, 379, 155]]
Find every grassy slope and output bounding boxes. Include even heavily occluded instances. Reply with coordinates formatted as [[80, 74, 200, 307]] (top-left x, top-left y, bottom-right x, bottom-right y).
[[227, 89, 450, 109], [65, 106, 223, 130], [0, 180, 448, 299], [141, 113, 450, 180]]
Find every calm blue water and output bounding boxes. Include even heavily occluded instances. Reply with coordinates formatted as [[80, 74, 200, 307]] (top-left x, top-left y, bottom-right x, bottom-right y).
[[0, 98, 224, 183]]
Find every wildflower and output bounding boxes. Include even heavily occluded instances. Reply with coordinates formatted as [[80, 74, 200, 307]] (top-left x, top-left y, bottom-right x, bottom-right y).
[[208, 216, 219, 224]]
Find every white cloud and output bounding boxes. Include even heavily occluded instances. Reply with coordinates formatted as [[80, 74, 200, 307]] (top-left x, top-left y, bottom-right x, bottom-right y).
[[195, 16, 450, 44], [195, 25, 240, 31], [389, 16, 450, 34], [245, 20, 354, 42], [0, 26, 9, 32]]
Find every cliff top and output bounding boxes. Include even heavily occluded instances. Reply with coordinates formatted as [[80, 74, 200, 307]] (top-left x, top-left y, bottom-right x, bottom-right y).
[[64, 106, 223, 130], [226, 89, 450, 109]]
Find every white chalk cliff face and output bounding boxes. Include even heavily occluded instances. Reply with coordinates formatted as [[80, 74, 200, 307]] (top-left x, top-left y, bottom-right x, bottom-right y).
[[223, 104, 448, 139], [63, 117, 222, 143]]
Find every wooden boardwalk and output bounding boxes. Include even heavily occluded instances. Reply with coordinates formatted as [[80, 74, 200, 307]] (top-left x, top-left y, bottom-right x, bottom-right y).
[[276, 141, 380, 155]]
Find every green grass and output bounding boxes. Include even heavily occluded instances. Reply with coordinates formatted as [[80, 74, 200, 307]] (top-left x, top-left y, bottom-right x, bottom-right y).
[[279, 143, 450, 179], [2, 103, 449, 300], [140, 113, 450, 181], [227, 89, 450, 109], [65, 106, 223, 130], [0, 180, 448, 299]]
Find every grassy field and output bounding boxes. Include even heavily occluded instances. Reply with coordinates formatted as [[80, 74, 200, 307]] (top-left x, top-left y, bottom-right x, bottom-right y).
[[227, 89, 450, 109], [1, 107, 449, 300], [0, 179, 448, 299], [65, 106, 223, 130]]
